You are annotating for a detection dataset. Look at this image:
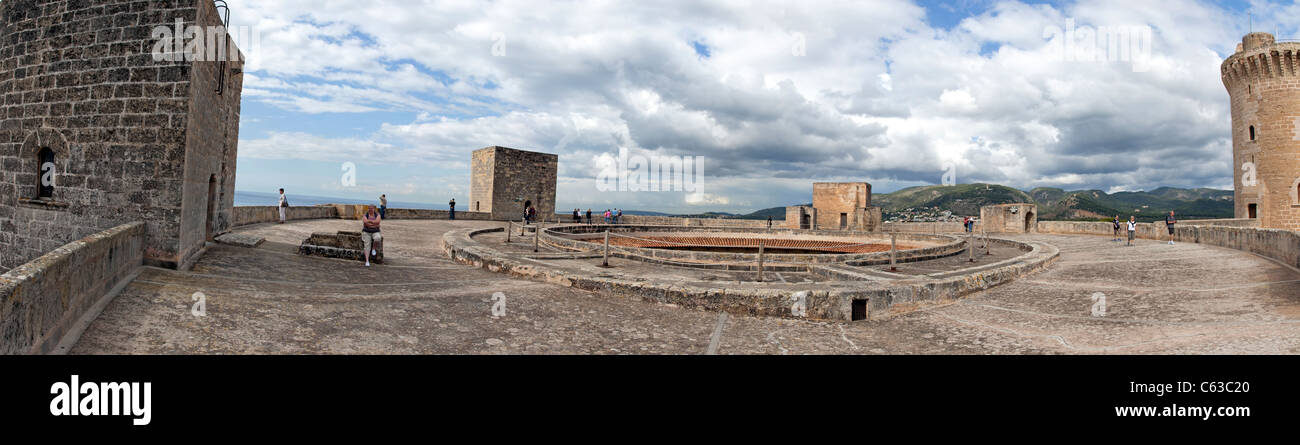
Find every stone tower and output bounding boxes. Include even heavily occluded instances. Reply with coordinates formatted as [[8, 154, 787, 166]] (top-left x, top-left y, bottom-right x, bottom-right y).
[[1222, 32, 1300, 230], [0, 0, 244, 271], [470, 146, 558, 221]]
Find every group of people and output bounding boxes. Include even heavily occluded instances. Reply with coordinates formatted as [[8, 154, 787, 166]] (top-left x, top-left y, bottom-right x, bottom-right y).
[[1112, 211, 1177, 246], [569, 208, 622, 224]]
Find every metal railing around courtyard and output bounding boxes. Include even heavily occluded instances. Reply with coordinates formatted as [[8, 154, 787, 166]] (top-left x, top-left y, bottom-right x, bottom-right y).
[[498, 220, 1001, 283]]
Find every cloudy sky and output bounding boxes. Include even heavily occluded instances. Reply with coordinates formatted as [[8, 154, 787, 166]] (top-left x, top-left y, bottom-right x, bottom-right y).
[[225, 0, 1295, 213]]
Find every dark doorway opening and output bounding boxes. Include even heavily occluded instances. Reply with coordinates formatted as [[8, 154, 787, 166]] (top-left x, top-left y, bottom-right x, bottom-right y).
[[1024, 211, 1034, 232], [851, 299, 868, 321], [206, 175, 218, 241], [839, 213, 848, 229], [1248, 203, 1257, 219], [800, 213, 810, 230]]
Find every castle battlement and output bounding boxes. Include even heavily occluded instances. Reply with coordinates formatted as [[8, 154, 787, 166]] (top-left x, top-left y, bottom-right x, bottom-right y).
[[1221, 33, 1300, 86]]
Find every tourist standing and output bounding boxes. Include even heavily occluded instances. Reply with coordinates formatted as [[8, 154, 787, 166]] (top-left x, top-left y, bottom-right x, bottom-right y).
[[449, 198, 456, 220], [1112, 216, 1121, 242], [586, 209, 592, 224], [1126, 216, 1137, 247], [767, 216, 773, 230], [362, 205, 383, 267], [379, 194, 388, 219], [615, 208, 623, 224], [278, 188, 289, 224], [1165, 210, 1176, 245], [573, 208, 580, 223]]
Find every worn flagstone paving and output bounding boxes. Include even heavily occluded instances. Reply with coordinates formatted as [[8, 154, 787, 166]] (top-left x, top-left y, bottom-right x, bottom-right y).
[[70, 220, 1300, 354]]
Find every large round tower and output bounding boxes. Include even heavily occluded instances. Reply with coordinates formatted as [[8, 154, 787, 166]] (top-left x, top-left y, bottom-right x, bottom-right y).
[[1222, 32, 1300, 230]]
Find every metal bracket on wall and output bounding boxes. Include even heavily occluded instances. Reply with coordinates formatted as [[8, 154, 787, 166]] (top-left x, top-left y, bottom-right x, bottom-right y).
[[214, 1, 231, 95]]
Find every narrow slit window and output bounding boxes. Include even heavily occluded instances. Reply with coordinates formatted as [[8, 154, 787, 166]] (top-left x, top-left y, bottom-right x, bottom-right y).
[[37, 147, 55, 199]]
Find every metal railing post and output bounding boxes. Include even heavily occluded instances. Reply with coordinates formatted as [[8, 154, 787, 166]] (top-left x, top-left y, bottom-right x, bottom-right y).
[[602, 230, 610, 267], [889, 232, 897, 271], [757, 242, 765, 282]]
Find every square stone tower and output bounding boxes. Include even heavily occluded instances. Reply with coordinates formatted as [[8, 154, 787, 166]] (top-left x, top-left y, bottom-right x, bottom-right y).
[[470, 146, 558, 221], [813, 182, 874, 230], [0, 0, 243, 271]]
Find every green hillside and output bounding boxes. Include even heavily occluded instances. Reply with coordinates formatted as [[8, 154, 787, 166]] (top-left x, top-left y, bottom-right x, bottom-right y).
[[640, 185, 1234, 222]]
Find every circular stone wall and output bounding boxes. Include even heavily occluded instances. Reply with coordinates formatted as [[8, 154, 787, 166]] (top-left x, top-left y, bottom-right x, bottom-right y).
[[536, 224, 968, 265]]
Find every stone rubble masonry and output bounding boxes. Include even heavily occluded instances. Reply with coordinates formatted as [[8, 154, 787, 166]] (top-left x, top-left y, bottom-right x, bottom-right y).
[[0, 0, 244, 272], [0, 222, 143, 355], [470, 146, 558, 221], [298, 231, 382, 263], [1222, 32, 1300, 231]]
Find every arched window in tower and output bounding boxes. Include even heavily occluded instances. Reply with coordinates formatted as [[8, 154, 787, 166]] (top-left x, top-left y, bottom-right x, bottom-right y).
[[1249, 125, 1256, 141], [37, 147, 55, 199]]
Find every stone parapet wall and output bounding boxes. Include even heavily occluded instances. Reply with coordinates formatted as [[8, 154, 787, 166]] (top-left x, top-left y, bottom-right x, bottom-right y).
[[1038, 220, 1300, 269], [232, 205, 339, 227], [0, 222, 144, 354], [616, 215, 771, 228], [883, 221, 976, 233]]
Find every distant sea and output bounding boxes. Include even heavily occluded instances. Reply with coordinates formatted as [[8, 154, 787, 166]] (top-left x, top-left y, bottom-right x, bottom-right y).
[[236, 190, 691, 215], [234, 191, 443, 210]]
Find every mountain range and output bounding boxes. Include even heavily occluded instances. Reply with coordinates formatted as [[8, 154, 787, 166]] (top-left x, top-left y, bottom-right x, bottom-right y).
[[661, 184, 1234, 223]]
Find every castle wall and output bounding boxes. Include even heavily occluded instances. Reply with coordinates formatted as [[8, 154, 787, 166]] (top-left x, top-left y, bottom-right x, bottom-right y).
[[0, 0, 242, 272], [469, 147, 494, 214], [471, 146, 557, 221], [1222, 33, 1300, 231], [0, 222, 143, 355], [176, 0, 242, 270]]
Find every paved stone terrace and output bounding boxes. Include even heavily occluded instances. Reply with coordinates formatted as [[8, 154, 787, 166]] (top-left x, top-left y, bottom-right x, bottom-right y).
[[70, 220, 1300, 354]]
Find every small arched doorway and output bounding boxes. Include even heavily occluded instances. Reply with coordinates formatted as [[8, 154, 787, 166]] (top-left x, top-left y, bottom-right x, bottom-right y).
[[1024, 210, 1034, 233], [206, 175, 218, 241]]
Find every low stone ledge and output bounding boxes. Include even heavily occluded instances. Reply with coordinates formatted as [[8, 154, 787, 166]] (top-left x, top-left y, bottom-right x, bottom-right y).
[[1, 222, 145, 355], [214, 232, 265, 248], [298, 231, 384, 263]]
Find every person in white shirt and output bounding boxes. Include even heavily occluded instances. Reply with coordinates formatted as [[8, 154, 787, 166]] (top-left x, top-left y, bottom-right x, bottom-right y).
[[1126, 216, 1137, 247], [278, 188, 288, 224]]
